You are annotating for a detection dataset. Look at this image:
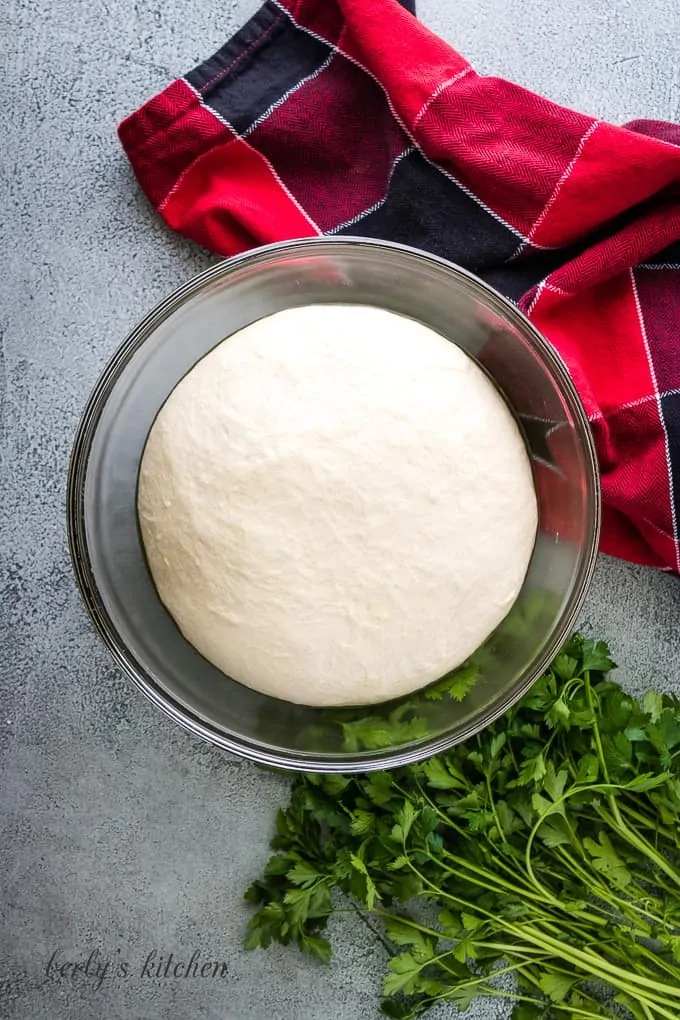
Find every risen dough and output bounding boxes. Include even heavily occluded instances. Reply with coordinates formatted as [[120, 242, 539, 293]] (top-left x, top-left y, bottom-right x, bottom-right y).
[[138, 305, 537, 707]]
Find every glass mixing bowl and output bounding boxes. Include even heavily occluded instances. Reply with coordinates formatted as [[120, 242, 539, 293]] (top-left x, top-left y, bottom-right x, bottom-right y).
[[67, 238, 600, 772]]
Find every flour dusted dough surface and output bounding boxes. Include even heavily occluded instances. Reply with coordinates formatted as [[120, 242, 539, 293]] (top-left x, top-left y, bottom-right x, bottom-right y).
[[137, 305, 537, 707]]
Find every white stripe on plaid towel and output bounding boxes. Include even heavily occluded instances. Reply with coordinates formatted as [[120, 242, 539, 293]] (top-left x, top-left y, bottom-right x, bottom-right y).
[[177, 78, 322, 235], [412, 66, 474, 128], [326, 147, 416, 234], [587, 388, 680, 422], [242, 51, 336, 138], [525, 279, 548, 317], [524, 276, 571, 317], [509, 120, 600, 262], [630, 267, 680, 573]]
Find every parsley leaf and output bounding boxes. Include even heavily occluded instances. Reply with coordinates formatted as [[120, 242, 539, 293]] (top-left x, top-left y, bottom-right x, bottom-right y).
[[424, 663, 479, 702]]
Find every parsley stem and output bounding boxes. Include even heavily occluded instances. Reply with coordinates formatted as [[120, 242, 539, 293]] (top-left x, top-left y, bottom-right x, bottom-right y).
[[484, 772, 504, 837], [474, 941, 547, 955], [524, 779, 676, 929], [412, 778, 572, 904], [418, 855, 676, 1007], [400, 780, 560, 901], [370, 909, 558, 964], [437, 847, 562, 905], [640, 1002, 655, 1020], [634, 943, 680, 984], [583, 672, 608, 769], [617, 800, 677, 843], [399, 848, 680, 1008], [515, 964, 612, 1018], [583, 670, 629, 834], [506, 924, 680, 1005], [595, 805, 680, 890], [552, 846, 662, 930], [448, 984, 619, 1020], [435, 953, 552, 991], [507, 739, 520, 773]]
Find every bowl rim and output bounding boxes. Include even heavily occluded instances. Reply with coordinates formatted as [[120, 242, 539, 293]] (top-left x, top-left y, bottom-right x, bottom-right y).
[[67, 236, 602, 772]]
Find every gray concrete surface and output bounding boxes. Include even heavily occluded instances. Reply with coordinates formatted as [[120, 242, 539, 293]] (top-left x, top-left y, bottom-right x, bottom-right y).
[[2, 1, 680, 1018]]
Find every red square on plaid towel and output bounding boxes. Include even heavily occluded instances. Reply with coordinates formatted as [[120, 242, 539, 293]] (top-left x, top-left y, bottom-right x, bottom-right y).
[[248, 55, 410, 232]]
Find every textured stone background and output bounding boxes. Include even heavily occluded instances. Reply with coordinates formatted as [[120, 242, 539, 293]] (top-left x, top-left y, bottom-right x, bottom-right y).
[[2, 1, 680, 1018]]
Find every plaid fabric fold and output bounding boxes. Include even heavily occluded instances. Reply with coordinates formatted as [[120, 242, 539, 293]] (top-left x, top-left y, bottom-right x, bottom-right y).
[[119, 0, 680, 574]]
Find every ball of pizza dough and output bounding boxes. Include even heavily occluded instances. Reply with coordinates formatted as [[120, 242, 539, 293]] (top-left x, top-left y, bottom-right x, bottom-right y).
[[137, 305, 537, 707]]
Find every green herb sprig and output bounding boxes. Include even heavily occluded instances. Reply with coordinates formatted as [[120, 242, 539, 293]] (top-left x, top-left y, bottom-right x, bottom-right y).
[[243, 635, 680, 1019]]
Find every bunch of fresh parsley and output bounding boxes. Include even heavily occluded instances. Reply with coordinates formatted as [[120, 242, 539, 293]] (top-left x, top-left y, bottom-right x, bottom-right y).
[[244, 635, 680, 1019]]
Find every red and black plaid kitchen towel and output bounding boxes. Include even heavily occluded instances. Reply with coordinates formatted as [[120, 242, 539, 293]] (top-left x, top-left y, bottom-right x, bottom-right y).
[[119, 0, 680, 574]]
